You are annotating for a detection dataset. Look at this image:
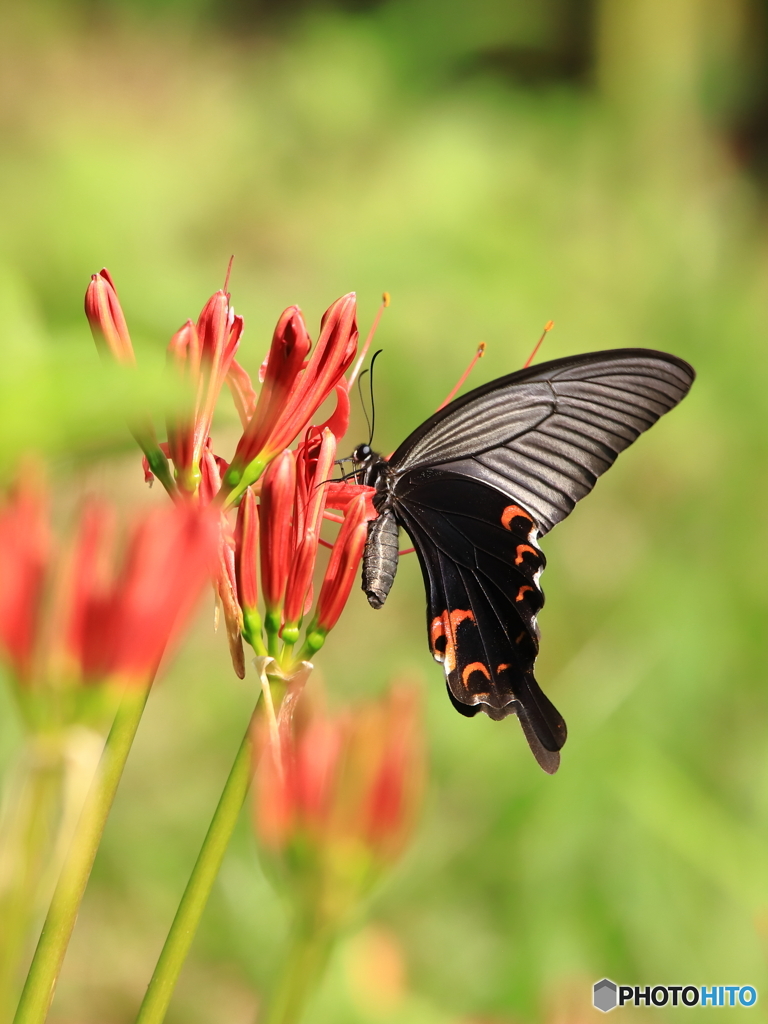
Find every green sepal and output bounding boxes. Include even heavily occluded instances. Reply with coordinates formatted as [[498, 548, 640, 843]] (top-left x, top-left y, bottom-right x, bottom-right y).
[[242, 608, 266, 655], [223, 455, 269, 507], [281, 624, 300, 646], [222, 464, 242, 490], [174, 464, 202, 496], [303, 630, 326, 656], [295, 625, 326, 664]]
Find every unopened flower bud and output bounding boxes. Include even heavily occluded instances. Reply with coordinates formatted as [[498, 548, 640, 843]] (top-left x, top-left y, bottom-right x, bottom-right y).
[[302, 492, 371, 656], [84, 269, 135, 365], [235, 487, 262, 648]]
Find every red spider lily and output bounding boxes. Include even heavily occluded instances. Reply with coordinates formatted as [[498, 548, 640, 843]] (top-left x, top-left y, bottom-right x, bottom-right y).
[[0, 480, 216, 705], [85, 271, 380, 679], [254, 684, 423, 919], [223, 294, 358, 497]]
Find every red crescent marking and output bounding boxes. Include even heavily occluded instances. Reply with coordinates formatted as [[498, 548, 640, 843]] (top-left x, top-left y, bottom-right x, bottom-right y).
[[462, 662, 491, 687], [515, 586, 533, 603], [430, 609, 475, 674], [501, 504, 533, 530], [514, 544, 538, 566]]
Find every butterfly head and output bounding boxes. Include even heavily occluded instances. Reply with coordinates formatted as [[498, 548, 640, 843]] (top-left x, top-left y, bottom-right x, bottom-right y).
[[339, 442, 389, 487]]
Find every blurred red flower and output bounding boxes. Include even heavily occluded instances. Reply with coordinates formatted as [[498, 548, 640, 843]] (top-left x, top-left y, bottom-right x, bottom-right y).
[[0, 477, 216, 703], [255, 683, 424, 918]]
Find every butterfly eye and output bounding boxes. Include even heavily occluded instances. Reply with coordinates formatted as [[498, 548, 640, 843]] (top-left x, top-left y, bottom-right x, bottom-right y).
[[353, 444, 372, 461]]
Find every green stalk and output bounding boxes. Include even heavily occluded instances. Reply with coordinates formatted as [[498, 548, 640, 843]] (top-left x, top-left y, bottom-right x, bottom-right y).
[[262, 919, 336, 1024], [13, 687, 149, 1024], [134, 709, 257, 1024], [0, 740, 65, 1023]]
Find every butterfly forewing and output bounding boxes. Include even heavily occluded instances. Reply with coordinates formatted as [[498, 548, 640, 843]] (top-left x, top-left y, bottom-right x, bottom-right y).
[[390, 350, 695, 534]]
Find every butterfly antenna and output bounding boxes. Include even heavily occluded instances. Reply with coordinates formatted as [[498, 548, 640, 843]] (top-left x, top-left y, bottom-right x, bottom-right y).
[[223, 254, 235, 294], [357, 368, 372, 443], [522, 320, 554, 369], [368, 348, 383, 446], [436, 342, 486, 411], [348, 291, 390, 387]]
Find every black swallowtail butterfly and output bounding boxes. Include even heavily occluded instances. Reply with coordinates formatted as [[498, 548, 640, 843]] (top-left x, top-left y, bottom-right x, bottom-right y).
[[349, 349, 695, 773]]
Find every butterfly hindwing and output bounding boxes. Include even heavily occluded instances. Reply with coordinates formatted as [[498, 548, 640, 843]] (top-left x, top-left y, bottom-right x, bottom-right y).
[[394, 471, 566, 772]]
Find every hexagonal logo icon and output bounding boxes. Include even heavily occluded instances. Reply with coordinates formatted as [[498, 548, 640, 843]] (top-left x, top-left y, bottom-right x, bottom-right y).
[[593, 979, 618, 1012]]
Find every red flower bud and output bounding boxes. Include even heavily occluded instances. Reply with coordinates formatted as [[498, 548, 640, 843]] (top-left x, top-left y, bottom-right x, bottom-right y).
[[235, 486, 260, 648], [259, 450, 297, 615], [84, 269, 135, 365], [312, 492, 370, 633], [282, 429, 337, 632]]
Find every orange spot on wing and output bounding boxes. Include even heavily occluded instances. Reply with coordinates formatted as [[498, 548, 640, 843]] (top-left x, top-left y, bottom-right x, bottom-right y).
[[501, 504, 532, 530], [430, 609, 475, 674], [514, 544, 538, 565], [515, 632, 527, 644], [462, 662, 490, 687], [515, 586, 533, 603], [496, 663, 510, 672]]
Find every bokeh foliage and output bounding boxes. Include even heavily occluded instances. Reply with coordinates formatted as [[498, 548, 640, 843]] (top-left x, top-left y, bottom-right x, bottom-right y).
[[2, 0, 768, 1021]]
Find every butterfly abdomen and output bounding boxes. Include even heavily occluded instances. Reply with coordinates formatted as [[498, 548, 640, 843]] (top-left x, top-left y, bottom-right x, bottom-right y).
[[362, 508, 399, 609]]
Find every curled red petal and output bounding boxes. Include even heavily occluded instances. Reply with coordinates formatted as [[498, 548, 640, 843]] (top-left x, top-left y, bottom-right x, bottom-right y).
[[316, 382, 351, 441]]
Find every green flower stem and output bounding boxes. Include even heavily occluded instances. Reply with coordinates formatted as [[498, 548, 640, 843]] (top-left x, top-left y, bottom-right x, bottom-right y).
[[0, 740, 65, 1023], [262, 920, 336, 1024], [134, 705, 259, 1024], [265, 610, 281, 659], [13, 688, 149, 1024]]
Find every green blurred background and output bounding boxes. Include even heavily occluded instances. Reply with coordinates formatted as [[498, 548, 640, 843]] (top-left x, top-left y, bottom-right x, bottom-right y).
[[2, 0, 768, 1020]]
